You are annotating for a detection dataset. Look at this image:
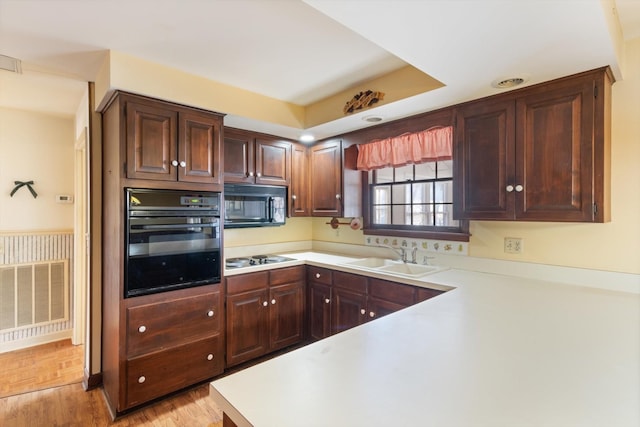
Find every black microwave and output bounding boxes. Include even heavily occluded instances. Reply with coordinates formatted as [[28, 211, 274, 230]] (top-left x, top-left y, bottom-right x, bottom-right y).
[[223, 184, 287, 228]]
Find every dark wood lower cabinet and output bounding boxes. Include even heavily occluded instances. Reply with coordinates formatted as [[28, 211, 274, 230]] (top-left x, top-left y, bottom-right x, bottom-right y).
[[226, 288, 270, 367], [308, 282, 332, 341]]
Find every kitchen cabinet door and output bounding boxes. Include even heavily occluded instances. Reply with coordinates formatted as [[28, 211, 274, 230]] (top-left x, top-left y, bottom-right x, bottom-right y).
[[179, 111, 222, 184], [332, 288, 367, 335], [515, 77, 597, 221], [269, 281, 304, 351], [126, 100, 178, 181], [454, 98, 515, 220], [226, 289, 269, 367], [290, 143, 310, 216], [223, 128, 255, 184], [255, 138, 291, 186], [308, 282, 332, 341], [310, 139, 343, 217]]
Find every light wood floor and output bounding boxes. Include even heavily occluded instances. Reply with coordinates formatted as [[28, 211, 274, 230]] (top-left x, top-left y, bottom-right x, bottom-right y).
[[0, 340, 223, 426], [0, 339, 84, 398]]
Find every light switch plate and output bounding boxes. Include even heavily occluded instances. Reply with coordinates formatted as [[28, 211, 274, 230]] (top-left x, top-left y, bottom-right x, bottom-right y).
[[504, 237, 523, 254]]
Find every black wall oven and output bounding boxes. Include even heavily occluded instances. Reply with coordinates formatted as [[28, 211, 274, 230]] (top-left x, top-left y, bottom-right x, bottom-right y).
[[125, 188, 221, 298]]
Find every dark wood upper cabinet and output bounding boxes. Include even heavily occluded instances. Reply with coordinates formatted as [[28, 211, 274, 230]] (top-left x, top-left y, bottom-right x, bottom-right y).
[[290, 143, 310, 216], [124, 95, 222, 185], [310, 139, 343, 217], [454, 67, 612, 222], [223, 128, 291, 186]]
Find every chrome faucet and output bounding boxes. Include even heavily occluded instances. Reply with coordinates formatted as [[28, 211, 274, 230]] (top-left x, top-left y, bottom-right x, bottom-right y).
[[378, 244, 406, 262], [410, 246, 418, 264]]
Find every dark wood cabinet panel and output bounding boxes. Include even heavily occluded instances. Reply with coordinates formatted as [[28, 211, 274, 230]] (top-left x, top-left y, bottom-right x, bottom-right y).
[[515, 79, 596, 221], [310, 139, 343, 217], [368, 278, 415, 306], [454, 98, 515, 220], [290, 143, 310, 216], [226, 288, 270, 367], [123, 95, 222, 185], [332, 287, 366, 334], [416, 287, 445, 302], [454, 67, 612, 222], [269, 282, 304, 350], [125, 335, 223, 408], [179, 111, 222, 184], [223, 128, 291, 185], [307, 282, 332, 341], [367, 297, 407, 320], [307, 266, 333, 286], [126, 291, 220, 358], [126, 101, 177, 181]]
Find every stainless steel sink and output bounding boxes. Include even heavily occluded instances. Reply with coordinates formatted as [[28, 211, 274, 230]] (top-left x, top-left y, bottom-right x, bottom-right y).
[[341, 257, 446, 278]]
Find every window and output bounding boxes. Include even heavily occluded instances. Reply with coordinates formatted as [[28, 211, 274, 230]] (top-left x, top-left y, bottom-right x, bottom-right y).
[[364, 159, 469, 241]]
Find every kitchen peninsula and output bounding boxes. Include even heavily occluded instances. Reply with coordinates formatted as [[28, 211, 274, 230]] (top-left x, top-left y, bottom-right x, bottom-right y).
[[211, 252, 640, 427]]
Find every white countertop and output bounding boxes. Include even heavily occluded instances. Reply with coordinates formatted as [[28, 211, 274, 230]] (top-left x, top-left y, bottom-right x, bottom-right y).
[[211, 252, 640, 427]]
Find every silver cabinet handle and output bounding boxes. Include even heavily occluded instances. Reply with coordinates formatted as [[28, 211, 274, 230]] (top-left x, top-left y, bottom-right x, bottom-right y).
[[248, 172, 254, 177], [292, 194, 297, 200], [335, 194, 341, 199], [207, 310, 214, 317], [207, 354, 214, 361], [506, 185, 514, 192], [271, 299, 276, 305], [138, 376, 146, 384], [256, 172, 262, 177], [262, 301, 268, 307], [179, 161, 186, 168], [324, 298, 330, 304], [315, 273, 320, 279], [515, 184, 524, 192], [171, 160, 179, 167], [138, 325, 146, 333]]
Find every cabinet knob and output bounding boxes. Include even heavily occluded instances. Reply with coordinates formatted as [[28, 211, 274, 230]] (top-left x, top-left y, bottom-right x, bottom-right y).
[[262, 301, 268, 307], [324, 298, 330, 304], [360, 309, 366, 315], [271, 299, 276, 305], [207, 310, 214, 317], [138, 325, 146, 333], [256, 172, 262, 177], [515, 184, 524, 192], [207, 354, 214, 361], [315, 273, 321, 279], [292, 194, 297, 200], [248, 172, 254, 177], [369, 311, 376, 318], [138, 376, 146, 384], [506, 185, 514, 193], [179, 161, 186, 168], [171, 160, 179, 167], [335, 194, 341, 199]]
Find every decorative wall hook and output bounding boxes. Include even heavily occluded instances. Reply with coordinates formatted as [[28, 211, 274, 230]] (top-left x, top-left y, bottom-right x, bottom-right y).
[[10, 180, 38, 198]]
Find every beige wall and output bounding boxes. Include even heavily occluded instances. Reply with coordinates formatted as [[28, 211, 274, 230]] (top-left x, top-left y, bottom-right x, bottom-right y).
[[231, 39, 640, 275], [0, 108, 75, 232]]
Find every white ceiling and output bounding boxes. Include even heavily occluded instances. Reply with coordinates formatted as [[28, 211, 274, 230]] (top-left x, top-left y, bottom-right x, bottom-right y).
[[0, 0, 638, 140]]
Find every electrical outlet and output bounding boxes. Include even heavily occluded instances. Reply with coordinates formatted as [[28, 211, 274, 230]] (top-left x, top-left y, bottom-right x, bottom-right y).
[[504, 237, 523, 254]]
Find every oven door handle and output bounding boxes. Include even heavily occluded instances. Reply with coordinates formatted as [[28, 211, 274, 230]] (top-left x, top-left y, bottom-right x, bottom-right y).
[[132, 222, 217, 230]]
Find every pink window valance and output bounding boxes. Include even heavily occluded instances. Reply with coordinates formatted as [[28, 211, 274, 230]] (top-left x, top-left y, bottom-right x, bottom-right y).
[[356, 125, 453, 171]]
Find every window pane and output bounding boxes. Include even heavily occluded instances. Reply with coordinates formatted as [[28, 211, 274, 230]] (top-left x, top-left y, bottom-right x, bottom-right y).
[[438, 160, 453, 179], [375, 167, 394, 184], [412, 204, 433, 226], [412, 182, 432, 203], [374, 205, 391, 224], [395, 164, 414, 181], [392, 183, 411, 204], [415, 162, 436, 180], [434, 181, 453, 203], [373, 185, 391, 204], [392, 205, 409, 225], [435, 204, 457, 227]]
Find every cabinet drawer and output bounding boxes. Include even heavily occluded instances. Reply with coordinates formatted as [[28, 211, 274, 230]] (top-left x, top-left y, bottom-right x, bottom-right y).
[[369, 278, 416, 305], [227, 271, 269, 294], [125, 335, 223, 409], [333, 271, 367, 294], [126, 292, 221, 357], [270, 266, 304, 286], [307, 266, 332, 285]]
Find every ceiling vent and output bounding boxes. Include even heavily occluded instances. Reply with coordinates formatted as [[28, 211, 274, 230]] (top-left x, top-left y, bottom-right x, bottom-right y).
[[0, 55, 22, 73]]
